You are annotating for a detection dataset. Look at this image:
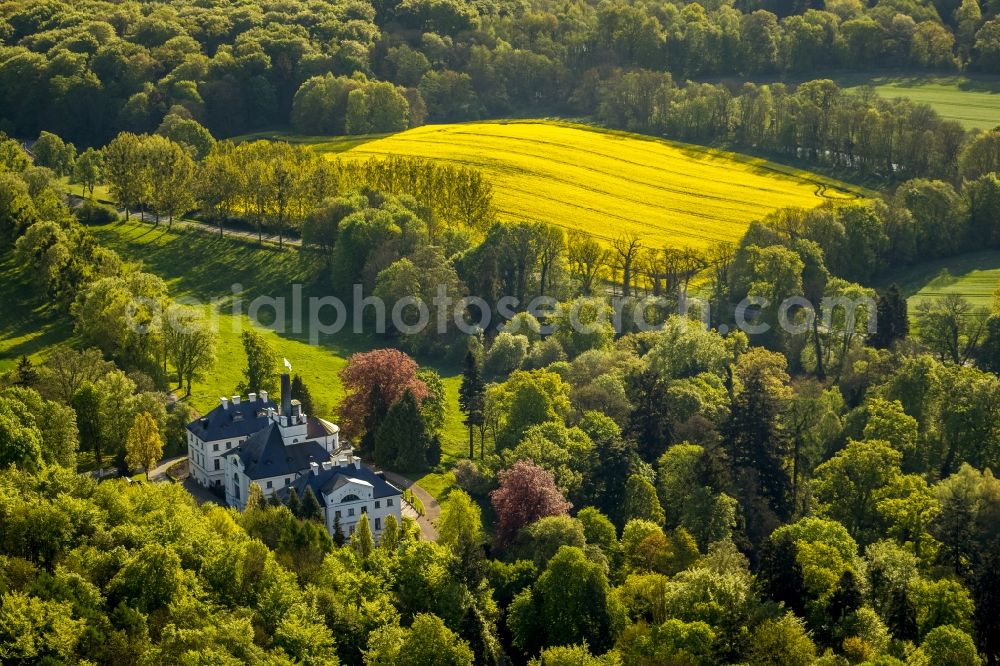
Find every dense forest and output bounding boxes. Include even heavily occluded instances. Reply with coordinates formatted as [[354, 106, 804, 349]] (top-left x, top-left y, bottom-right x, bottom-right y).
[[4, 0, 1000, 146], [4, 0, 1000, 663], [4, 116, 1000, 663]]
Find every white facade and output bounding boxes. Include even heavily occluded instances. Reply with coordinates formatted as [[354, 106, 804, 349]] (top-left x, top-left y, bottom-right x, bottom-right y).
[[315, 459, 402, 540], [187, 429, 250, 489], [187, 375, 400, 542], [187, 391, 275, 491]]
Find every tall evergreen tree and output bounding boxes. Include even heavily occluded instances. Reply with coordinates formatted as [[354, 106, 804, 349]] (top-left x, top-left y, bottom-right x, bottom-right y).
[[14, 356, 38, 387], [290, 374, 316, 415], [724, 367, 792, 528], [870, 283, 909, 349], [287, 486, 301, 517], [301, 486, 323, 522], [240, 329, 278, 394], [973, 536, 1000, 661], [375, 389, 428, 470], [458, 349, 485, 459], [977, 314, 1000, 375], [332, 513, 346, 547], [625, 368, 674, 462], [426, 434, 442, 467]]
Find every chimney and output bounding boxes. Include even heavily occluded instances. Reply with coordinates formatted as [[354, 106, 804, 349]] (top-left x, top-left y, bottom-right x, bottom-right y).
[[260, 390, 268, 404], [353, 458, 362, 470], [249, 392, 257, 403], [322, 461, 333, 471], [291, 399, 302, 420], [220, 397, 229, 410], [232, 395, 241, 406], [338, 456, 349, 467], [281, 373, 291, 417], [309, 461, 319, 475]]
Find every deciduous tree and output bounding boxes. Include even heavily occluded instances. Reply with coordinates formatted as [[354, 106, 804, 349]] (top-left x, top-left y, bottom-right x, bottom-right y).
[[490, 460, 571, 547], [125, 411, 163, 479]]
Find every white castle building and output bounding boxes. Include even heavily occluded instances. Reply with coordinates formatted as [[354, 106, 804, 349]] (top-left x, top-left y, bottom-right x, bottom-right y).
[[186, 369, 402, 541]]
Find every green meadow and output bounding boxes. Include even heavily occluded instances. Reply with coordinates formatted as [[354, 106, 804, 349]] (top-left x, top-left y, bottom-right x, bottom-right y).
[[841, 73, 1000, 131], [880, 250, 1000, 312], [1, 220, 466, 497]]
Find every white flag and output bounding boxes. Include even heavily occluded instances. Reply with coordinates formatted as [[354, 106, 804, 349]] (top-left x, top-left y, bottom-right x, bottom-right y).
[[284, 358, 292, 372]]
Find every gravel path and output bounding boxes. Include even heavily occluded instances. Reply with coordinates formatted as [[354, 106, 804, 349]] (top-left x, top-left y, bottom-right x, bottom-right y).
[[380, 470, 440, 541]]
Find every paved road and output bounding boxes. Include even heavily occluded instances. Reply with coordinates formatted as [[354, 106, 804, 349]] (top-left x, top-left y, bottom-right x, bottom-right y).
[[68, 192, 303, 248], [147, 455, 188, 483], [381, 470, 440, 542]]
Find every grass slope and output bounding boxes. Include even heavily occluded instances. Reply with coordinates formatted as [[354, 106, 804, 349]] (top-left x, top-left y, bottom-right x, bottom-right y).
[[299, 120, 864, 248], [840, 73, 1000, 130], [0, 252, 76, 374], [880, 250, 1000, 312], [2, 221, 466, 497]]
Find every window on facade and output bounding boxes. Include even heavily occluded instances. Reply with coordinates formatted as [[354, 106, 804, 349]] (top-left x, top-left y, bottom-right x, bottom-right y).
[[214, 459, 220, 470], [226, 443, 231, 450], [375, 518, 381, 530], [335, 510, 341, 518], [375, 501, 381, 508], [387, 498, 394, 506], [285, 478, 290, 486], [361, 506, 367, 514], [266, 481, 273, 489], [213, 443, 219, 451], [349, 526, 355, 535], [348, 508, 355, 517]]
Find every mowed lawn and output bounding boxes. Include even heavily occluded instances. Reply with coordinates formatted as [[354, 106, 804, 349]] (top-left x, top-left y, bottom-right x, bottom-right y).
[[841, 74, 1000, 131], [880, 250, 1000, 313], [301, 120, 864, 247]]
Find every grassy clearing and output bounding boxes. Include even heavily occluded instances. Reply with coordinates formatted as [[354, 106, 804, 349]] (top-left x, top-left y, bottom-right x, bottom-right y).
[[299, 119, 864, 248], [0, 251, 77, 374], [3, 220, 470, 497], [879, 250, 1000, 312], [839, 73, 1000, 131]]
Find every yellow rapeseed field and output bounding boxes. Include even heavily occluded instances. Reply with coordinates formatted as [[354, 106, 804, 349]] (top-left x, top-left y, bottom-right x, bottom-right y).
[[307, 120, 865, 248]]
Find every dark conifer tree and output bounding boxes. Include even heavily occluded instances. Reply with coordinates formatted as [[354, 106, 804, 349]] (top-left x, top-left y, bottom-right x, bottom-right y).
[[301, 486, 323, 522], [724, 367, 792, 529], [976, 315, 1000, 376], [458, 350, 485, 459], [973, 537, 1000, 662], [290, 374, 316, 416], [14, 355, 38, 387], [869, 283, 909, 349], [886, 585, 918, 643], [287, 486, 301, 517], [426, 434, 442, 467], [332, 513, 346, 547], [760, 532, 807, 617], [625, 368, 673, 462], [376, 389, 428, 470]]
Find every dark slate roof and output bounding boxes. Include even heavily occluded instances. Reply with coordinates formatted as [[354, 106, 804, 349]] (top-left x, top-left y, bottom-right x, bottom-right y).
[[231, 423, 331, 479], [279, 463, 402, 502], [186, 399, 277, 442]]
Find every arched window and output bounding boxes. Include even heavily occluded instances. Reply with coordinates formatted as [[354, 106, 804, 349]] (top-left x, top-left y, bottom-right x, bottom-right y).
[[341, 494, 360, 502]]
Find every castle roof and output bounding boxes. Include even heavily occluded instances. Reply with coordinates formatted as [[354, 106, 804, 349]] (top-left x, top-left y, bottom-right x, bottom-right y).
[[280, 463, 401, 502], [186, 398, 277, 442], [228, 423, 331, 479]]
